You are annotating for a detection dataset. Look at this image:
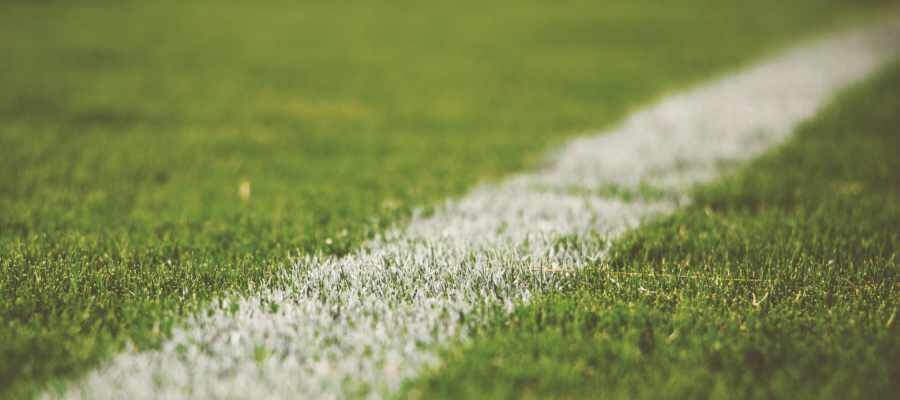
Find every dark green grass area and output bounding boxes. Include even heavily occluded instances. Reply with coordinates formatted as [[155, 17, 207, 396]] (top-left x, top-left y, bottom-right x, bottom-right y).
[[404, 63, 900, 399], [0, 0, 894, 397]]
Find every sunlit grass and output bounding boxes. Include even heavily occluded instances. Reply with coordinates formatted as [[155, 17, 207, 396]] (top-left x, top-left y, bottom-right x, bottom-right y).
[[0, 0, 893, 397]]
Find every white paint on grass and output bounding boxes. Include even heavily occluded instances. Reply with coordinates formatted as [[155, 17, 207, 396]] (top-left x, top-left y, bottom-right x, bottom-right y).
[[50, 18, 900, 400]]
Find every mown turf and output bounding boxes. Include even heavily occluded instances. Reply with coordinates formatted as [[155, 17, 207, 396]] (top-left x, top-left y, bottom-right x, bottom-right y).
[[0, 0, 893, 397], [403, 62, 900, 399]]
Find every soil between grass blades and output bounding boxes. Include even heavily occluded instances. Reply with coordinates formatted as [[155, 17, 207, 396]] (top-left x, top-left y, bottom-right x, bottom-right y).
[[403, 62, 900, 400]]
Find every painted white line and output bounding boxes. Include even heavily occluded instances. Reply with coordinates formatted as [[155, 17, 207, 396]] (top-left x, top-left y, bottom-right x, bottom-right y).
[[50, 18, 900, 400]]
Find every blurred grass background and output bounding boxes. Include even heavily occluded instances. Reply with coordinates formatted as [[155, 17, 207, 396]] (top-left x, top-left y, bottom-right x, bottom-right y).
[[0, 0, 894, 397]]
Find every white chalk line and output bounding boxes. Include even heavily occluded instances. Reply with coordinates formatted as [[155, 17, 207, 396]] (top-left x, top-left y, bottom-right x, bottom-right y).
[[48, 17, 900, 400]]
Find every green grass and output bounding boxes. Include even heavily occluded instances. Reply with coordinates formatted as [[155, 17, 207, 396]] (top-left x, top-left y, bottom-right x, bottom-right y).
[[0, 0, 893, 397], [403, 62, 900, 400]]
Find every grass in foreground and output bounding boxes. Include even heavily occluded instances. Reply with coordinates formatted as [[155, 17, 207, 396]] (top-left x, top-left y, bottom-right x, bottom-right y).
[[404, 62, 900, 399], [0, 0, 893, 397]]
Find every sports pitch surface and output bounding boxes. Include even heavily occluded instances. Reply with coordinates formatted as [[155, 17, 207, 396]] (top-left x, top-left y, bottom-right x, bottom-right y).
[[2, 1, 899, 398], [46, 17, 900, 399]]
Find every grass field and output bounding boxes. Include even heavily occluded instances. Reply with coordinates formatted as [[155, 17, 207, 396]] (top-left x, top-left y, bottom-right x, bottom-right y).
[[405, 62, 900, 399], [1, 0, 897, 398]]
